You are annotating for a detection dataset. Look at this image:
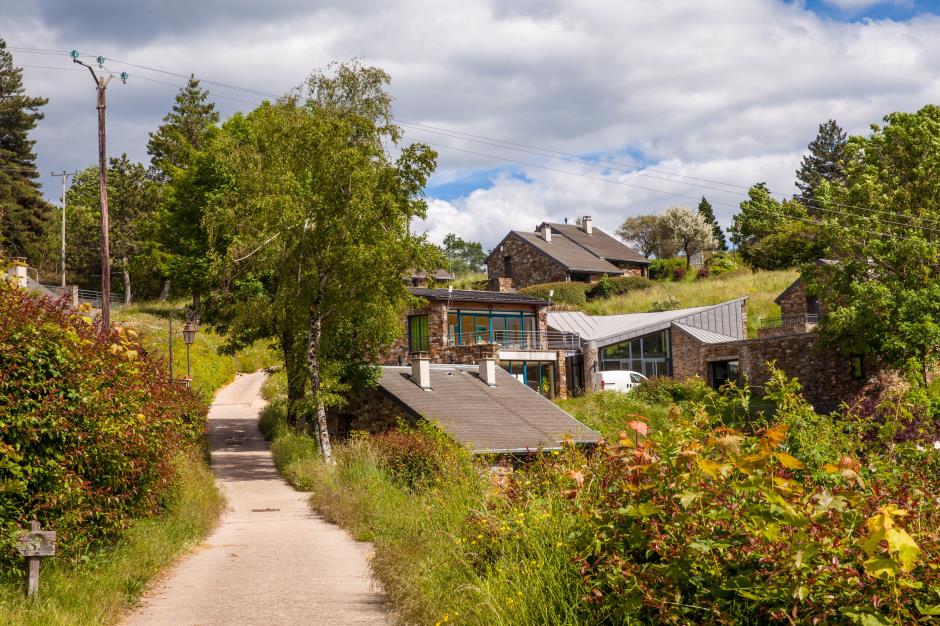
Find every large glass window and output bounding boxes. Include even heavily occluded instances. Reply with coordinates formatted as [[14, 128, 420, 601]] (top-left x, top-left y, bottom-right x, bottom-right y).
[[599, 330, 671, 377], [447, 309, 538, 348], [499, 360, 556, 398], [710, 360, 739, 389], [408, 315, 429, 353]]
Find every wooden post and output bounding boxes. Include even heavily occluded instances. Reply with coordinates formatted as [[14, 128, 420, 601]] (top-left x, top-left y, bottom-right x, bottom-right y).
[[97, 76, 112, 330], [17, 520, 56, 599]]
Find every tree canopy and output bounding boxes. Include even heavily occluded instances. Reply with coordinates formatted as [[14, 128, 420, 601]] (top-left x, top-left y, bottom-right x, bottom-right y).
[[811, 104, 940, 386], [0, 38, 53, 266], [204, 62, 438, 459], [697, 196, 727, 251], [795, 119, 847, 211], [441, 233, 486, 275], [616, 214, 678, 259]]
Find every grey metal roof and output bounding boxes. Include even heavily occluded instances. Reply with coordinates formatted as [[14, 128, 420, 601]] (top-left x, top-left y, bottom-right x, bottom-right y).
[[512, 231, 625, 274], [547, 298, 747, 347], [545, 223, 649, 264], [410, 287, 548, 305], [376, 366, 600, 453], [671, 322, 741, 344]]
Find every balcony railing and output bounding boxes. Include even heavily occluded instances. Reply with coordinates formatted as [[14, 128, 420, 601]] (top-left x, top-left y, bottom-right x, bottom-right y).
[[759, 313, 820, 329], [445, 329, 581, 351]]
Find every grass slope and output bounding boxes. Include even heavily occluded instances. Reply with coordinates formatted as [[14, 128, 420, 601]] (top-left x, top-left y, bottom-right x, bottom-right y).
[[115, 303, 276, 400], [584, 269, 798, 337]]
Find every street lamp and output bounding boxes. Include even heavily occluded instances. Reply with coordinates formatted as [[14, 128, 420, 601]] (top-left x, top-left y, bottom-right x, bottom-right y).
[[182, 320, 198, 386]]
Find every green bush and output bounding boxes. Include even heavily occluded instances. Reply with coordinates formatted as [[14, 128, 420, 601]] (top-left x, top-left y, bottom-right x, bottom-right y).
[[518, 281, 587, 306], [648, 257, 685, 280], [585, 275, 652, 300], [705, 251, 738, 276], [0, 280, 207, 572]]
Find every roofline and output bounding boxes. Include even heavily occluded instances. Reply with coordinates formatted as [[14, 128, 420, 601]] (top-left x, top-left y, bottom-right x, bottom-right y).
[[507, 230, 625, 274], [542, 222, 650, 266], [581, 298, 749, 347], [409, 287, 549, 306]]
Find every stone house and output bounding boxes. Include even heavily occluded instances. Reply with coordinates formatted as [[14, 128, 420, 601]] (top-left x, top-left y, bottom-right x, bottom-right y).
[[485, 217, 649, 291], [330, 358, 600, 453], [383, 287, 581, 399]]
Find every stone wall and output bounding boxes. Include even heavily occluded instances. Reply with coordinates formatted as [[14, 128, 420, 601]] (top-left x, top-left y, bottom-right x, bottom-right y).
[[486, 234, 569, 289], [327, 388, 418, 440], [776, 278, 829, 318], [612, 261, 647, 277], [581, 341, 599, 393], [555, 350, 568, 400], [490, 277, 514, 292], [670, 325, 706, 380], [693, 333, 868, 411]]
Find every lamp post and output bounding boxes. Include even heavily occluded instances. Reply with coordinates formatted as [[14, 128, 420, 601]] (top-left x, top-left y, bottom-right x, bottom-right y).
[[182, 319, 198, 386]]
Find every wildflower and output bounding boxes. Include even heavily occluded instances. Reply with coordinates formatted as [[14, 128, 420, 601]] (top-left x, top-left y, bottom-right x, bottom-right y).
[[551, 450, 560, 456], [934, 440, 940, 450], [477, 534, 483, 539]]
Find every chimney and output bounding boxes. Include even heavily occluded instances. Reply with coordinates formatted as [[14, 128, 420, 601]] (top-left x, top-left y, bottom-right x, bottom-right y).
[[541, 224, 552, 243], [581, 216, 593, 235], [412, 356, 431, 390], [479, 358, 497, 387]]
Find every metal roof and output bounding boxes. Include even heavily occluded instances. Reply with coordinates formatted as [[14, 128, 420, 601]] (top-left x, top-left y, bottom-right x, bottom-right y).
[[545, 223, 649, 264], [671, 322, 741, 344], [376, 365, 600, 453], [409, 287, 548, 305], [547, 298, 747, 347], [512, 231, 625, 273]]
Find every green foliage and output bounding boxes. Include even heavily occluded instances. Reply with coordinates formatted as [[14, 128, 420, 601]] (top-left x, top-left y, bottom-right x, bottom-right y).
[[698, 196, 727, 251], [704, 250, 738, 276], [147, 75, 219, 182], [0, 279, 208, 572], [264, 366, 940, 625], [518, 281, 587, 306], [650, 294, 680, 311], [585, 275, 651, 300], [615, 214, 677, 259], [647, 256, 685, 280], [0, 453, 222, 626], [63, 155, 163, 297], [733, 182, 811, 269], [441, 233, 487, 275], [812, 104, 940, 387], [795, 119, 847, 211], [0, 39, 54, 269]]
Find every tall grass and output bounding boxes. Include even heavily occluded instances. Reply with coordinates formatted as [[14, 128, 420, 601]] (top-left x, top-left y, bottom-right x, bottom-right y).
[[115, 304, 277, 400], [584, 269, 798, 337], [556, 390, 671, 439], [0, 454, 222, 626]]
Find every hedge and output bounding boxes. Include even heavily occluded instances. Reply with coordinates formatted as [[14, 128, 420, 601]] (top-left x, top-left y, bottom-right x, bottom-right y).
[[518, 281, 587, 306], [0, 278, 208, 573], [586, 275, 653, 300]]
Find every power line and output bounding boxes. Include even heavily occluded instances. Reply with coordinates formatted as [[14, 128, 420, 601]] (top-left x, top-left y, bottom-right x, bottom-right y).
[[9, 45, 938, 233]]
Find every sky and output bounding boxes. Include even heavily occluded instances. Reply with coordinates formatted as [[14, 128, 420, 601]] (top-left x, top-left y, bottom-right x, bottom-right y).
[[5, 0, 940, 249]]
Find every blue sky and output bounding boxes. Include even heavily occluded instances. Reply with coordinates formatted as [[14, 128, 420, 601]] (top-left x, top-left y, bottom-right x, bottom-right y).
[[9, 0, 940, 248]]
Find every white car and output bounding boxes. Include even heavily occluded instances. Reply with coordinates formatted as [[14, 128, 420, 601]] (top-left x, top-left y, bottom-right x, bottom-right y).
[[595, 370, 648, 393]]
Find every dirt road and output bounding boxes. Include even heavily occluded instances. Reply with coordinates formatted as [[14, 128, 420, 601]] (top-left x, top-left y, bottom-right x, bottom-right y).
[[124, 372, 388, 625]]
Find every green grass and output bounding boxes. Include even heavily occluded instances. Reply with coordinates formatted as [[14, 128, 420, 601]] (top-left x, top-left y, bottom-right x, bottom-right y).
[[0, 453, 223, 626], [115, 302, 278, 400], [556, 390, 671, 440], [583, 269, 798, 337]]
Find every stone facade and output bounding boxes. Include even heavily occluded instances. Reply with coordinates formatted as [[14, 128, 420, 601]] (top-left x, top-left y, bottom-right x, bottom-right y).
[[327, 388, 418, 440], [678, 332, 868, 412], [487, 233, 569, 290], [490, 277, 514, 292]]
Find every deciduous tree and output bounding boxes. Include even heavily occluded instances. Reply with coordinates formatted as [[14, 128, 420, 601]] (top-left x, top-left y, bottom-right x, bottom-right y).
[[811, 105, 940, 387], [660, 205, 717, 268], [441, 233, 486, 275], [616, 214, 677, 258]]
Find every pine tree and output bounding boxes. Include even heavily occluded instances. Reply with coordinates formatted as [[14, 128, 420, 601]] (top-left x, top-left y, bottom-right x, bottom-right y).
[[0, 38, 53, 264], [697, 196, 726, 251], [147, 75, 219, 181], [795, 119, 847, 212]]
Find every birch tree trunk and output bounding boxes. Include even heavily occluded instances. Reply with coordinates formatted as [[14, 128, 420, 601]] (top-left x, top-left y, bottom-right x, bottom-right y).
[[122, 257, 132, 305], [158, 279, 170, 302], [306, 310, 333, 461]]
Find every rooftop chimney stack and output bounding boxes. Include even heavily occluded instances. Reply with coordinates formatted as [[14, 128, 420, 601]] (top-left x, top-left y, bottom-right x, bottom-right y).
[[581, 215, 593, 235], [479, 358, 497, 387], [541, 224, 552, 243], [412, 356, 431, 390]]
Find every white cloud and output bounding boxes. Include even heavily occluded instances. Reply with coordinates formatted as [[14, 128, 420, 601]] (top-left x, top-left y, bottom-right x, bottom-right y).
[[6, 0, 940, 249]]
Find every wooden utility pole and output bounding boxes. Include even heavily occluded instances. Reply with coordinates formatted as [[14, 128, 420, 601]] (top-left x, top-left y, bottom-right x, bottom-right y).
[[51, 171, 78, 287], [72, 53, 126, 330]]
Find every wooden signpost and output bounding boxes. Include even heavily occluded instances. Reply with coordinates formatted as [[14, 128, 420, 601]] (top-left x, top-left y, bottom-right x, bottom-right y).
[[16, 521, 56, 598]]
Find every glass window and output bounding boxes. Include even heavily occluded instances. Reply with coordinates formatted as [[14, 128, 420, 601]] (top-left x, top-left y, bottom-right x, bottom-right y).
[[408, 315, 429, 353], [710, 360, 740, 389], [630, 373, 645, 384], [448, 313, 459, 345]]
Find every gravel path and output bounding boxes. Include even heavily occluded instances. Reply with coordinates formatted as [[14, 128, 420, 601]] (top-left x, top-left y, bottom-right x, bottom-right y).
[[124, 371, 388, 625]]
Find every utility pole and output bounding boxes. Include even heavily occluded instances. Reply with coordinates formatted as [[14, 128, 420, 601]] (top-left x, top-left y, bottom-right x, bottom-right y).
[[51, 170, 78, 287], [71, 51, 127, 330]]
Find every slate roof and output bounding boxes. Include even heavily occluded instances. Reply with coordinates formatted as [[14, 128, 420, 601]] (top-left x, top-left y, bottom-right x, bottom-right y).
[[548, 298, 747, 347], [671, 322, 741, 344], [545, 223, 649, 265], [410, 287, 548, 306], [511, 231, 624, 274], [376, 365, 601, 453], [410, 269, 456, 281]]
